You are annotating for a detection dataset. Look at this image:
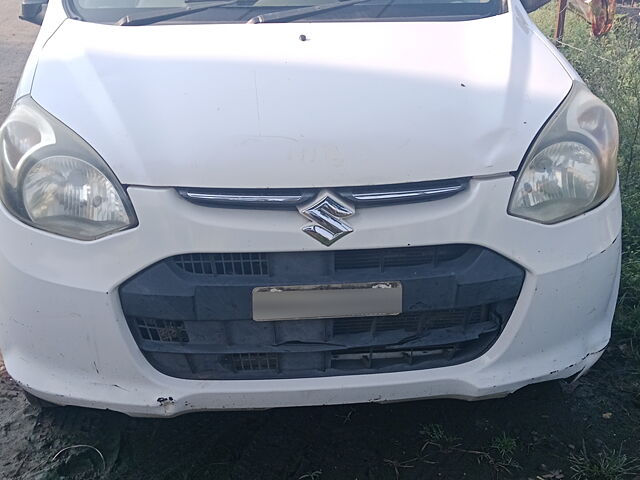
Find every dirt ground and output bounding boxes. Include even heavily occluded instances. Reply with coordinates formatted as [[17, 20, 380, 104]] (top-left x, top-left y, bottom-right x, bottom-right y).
[[1, 2, 640, 479]]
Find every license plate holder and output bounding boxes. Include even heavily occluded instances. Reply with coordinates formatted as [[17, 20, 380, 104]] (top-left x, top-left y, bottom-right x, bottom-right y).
[[252, 281, 402, 321]]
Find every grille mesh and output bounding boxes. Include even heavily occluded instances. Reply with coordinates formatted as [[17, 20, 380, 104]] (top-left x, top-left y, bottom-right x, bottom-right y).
[[334, 245, 469, 271], [229, 353, 279, 372], [170, 247, 469, 276], [135, 318, 189, 343], [172, 253, 269, 275]]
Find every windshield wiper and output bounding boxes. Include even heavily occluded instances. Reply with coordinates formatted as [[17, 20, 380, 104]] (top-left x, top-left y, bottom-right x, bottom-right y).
[[246, 0, 368, 23], [116, 0, 240, 26]]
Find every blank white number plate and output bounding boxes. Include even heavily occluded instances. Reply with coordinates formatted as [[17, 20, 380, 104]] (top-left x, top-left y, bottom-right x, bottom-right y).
[[252, 282, 402, 322]]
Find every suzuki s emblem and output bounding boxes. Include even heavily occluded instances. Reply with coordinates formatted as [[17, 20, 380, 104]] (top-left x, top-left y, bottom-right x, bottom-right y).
[[299, 194, 354, 246]]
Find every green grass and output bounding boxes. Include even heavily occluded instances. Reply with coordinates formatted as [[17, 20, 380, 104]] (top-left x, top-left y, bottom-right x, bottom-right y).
[[569, 444, 639, 480], [490, 432, 517, 460], [532, 6, 640, 350], [419, 423, 460, 449]]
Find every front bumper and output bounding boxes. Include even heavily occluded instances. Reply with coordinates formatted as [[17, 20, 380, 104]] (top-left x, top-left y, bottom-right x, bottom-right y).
[[0, 176, 621, 416]]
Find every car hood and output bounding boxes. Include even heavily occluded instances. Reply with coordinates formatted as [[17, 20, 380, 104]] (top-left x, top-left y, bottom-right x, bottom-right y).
[[30, 12, 572, 188]]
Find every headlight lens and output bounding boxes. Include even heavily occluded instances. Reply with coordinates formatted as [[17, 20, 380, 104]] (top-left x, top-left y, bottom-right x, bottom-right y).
[[0, 97, 137, 240], [508, 81, 618, 224]]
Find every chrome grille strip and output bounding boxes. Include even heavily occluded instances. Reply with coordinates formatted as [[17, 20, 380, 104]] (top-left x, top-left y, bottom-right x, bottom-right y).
[[177, 189, 314, 208], [177, 178, 469, 209], [342, 183, 466, 206]]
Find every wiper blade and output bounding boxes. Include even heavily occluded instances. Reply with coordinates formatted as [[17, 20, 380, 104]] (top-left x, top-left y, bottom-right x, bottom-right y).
[[246, 0, 368, 23], [117, 0, 239, 26]]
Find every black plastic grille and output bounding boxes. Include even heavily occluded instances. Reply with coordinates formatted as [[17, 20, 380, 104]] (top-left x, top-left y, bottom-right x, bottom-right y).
[[128, 307, 505, 380], [331, 346, 455, 370], [172, 253, 269, 276], [132, 309, 484, 346], [333, 308, 482, 335], [171, 246, 469, 276], [334, 245, 469, 271], [121, 245, 525, 380], [222, 345, 473, 374]]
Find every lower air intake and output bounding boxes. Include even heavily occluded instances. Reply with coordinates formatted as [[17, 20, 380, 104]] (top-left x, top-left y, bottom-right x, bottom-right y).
[[120, 245, 524, 380]]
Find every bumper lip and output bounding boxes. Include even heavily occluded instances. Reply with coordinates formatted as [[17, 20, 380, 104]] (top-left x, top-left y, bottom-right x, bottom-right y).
[[0, 178, 622, 416], [14, 345, 608, 418]]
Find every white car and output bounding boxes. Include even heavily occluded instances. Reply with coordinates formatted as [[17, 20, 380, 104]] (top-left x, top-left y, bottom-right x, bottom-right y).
[[0, 0, 620, 417]]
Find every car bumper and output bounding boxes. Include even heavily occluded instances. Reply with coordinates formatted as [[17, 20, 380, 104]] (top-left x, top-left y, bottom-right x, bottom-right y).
[[0, 176, 621, 417]]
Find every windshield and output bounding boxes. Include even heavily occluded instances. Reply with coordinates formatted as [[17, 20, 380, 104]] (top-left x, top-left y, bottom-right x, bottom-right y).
[[65, 0, 506, 24]]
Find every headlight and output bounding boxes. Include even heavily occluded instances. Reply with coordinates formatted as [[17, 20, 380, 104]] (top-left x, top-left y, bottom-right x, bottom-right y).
[[0, 97, 137, 240], [508, 81, 618, 224]]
